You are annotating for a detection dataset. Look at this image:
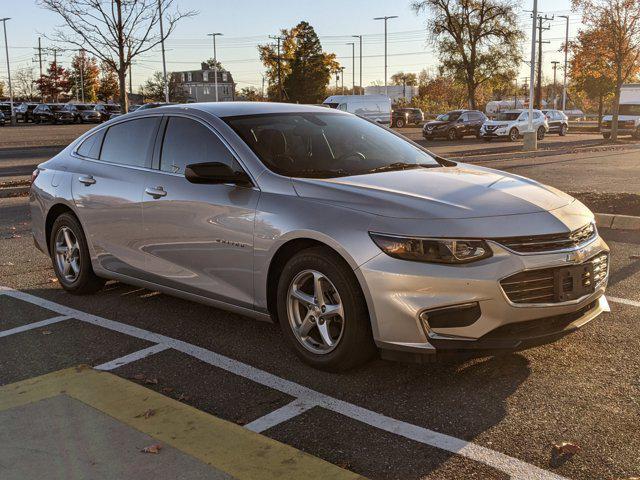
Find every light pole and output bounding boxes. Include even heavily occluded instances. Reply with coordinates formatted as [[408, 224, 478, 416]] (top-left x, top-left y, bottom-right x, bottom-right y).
[[524, 0, 538, 151], [551, 60, 560, 108], [207, 33, 223, 102], [157, 0, 169, 103], [1, 17, 14, 125], [373, 15, 398, 97], [559, 15, 569, 111], [352, 35, 362, 94], [340, 67, 345, 94], [346, 42, 355, 93]]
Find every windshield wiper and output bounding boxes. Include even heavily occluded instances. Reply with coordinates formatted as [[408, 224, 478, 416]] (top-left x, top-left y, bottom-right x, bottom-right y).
[[293, 168, 350, 178], [365, 162, 438, 174]]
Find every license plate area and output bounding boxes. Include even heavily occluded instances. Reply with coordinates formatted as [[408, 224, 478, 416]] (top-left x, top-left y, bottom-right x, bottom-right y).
[[554, 264, 594, 302]]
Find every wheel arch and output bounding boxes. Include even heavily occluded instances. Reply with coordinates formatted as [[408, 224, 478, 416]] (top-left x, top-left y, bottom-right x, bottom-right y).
[[45, 203, 79, 254]]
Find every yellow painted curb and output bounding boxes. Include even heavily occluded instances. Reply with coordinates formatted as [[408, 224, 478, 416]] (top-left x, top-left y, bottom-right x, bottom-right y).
[[0, 366, 364, 480]]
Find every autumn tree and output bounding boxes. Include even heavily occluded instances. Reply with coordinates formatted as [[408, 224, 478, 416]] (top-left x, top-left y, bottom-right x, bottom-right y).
[[36, 61, 71, 102], [69, 51, 100, 103], [39, 0, 195, 112], [572, 0, 640, 140], [412, 0, 523, 109], [97, 63, 119, 102], [141, 71, 189, 103], [0, 81, 4, 98], [391, 72, 418, 87], [203, 58, 224, 71], [568, 28, 616, 127], [259, 21, 339, 103], [236, 86, 265, 102]]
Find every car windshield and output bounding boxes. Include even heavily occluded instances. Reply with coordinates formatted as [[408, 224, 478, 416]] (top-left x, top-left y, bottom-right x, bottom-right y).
[[436, 112, 460, 122], [496, 112, 521, 121], [224, 112, 441, 178], [618, 104, 640, 115]]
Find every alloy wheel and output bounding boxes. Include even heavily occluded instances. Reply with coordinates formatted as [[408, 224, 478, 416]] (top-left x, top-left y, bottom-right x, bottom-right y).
[[287, 269, 345, 355], [54, 226, 81, 283]]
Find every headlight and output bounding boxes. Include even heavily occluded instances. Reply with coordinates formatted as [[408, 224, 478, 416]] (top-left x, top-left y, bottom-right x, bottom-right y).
[[369, 233, 492, 264]]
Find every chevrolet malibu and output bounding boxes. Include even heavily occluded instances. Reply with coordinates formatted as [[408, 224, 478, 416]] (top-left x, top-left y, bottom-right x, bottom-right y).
[[30, 103, 610, 371]]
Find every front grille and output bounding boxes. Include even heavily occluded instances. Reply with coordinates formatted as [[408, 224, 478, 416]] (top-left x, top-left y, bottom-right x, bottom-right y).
[[485, 125, 498, 132], [493, 223, 596, 253], [500, 252, 608, 304]]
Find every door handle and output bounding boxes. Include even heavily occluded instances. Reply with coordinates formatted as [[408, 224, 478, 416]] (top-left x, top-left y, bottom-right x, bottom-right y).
[[145, 186, 167, 199], [78, 175, 96, 186]]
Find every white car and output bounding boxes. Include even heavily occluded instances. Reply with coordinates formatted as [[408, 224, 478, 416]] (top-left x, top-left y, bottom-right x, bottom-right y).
[[480, 109, 548, 142], [323, 94, 392, 125]]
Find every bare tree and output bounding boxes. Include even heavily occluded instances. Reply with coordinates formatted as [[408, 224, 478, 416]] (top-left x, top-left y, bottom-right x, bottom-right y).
[[14, 67, 38, 101], [412, 0, 523, 109], [573, 0, 640, 140], [38, 0, 196, 111]]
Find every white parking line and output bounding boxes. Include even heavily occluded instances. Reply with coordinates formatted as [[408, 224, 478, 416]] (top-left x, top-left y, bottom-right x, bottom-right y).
[[608, 296, 640, 308], [244, 398, 318, 433], [94, 343, 170, 371], [0, 285, 568, 480], [0, 315, 70, 339]]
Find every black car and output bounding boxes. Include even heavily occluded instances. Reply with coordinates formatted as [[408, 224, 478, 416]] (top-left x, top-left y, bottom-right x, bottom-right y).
[[95, 104, 122, 122], [541, 109, 569, 136], [16, 102, 38, 123], [392, 107, 424, 128], [0, 111, 5, 127], [33, 104, 66, 124], [422, 110, 487, 140], [58, 103, 101, 123], [0, 103, 12, 121]]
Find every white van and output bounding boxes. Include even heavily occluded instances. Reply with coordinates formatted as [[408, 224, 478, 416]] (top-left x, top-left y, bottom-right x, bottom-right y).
[[602, 84, 640, 139], [323, 95, 391, 125]]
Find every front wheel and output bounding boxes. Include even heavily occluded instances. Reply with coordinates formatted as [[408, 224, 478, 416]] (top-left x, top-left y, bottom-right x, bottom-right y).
[[276, 247, 376, 371], [509, 128, 519, 142], [559, 124, 568, 136], [602, 132, 611, 139], [447, 128, 458, 141], [537, 126, 545, 140], [395, 118, 405, 128], [49, 213, 105, 294]]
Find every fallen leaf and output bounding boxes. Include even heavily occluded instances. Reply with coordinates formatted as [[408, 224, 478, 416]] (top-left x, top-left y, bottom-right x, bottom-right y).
[[141, 444, 162, 454], [161, 387, 174, 393], [135, 408, 156, 419], [176, 393, 190, 402], [41, 330, 52, 335], [132, 373, 145, 381], [552, 442, 581, 456], [49, 278, 58, 283], [144, 378, 158, 385]]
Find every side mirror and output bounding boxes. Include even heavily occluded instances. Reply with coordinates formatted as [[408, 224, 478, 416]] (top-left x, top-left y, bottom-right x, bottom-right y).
[[457, 118, 464, 123], [185, 162, 252, 187]]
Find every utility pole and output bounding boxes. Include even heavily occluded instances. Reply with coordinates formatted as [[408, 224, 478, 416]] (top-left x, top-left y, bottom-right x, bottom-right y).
[[0, 18, 14, 125], [207, 33, 223, 102], [340, 67, 345, 94], [352, 35, 362, 94], [261, 74, 265, 99], [346, 42, 355, 93], [80, 50, 85, 103], [128, 62, 132, 99], [559, 15, 569, 111], [373, 16, 398, 97], [535, 13, 553, 109], [269, 35, 284, 101], [551, 61, 560, 108], [157, 0, 169, 103], [523, 0, 538, 151]]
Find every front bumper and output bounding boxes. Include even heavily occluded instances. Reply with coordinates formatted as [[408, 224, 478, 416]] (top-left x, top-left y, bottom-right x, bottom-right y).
[[358, 235, 609, 356], [480, 128, 509, 138]]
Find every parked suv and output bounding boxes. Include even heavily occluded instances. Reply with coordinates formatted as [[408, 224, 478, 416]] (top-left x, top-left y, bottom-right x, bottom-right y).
[[542, 109, 569, 136], [16, 102, 38, 123], [33, 104, 66, 124], [480, 109, 548, 141], [422, 110, 486, 140], [58, 103, 102, 123], [0, 110, 5, 127], [392, 108, 424, 128], [95, 103, 122, 122]]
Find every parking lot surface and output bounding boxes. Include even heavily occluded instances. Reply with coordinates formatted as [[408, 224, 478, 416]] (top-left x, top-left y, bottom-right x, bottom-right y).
[[1, 122, 640, 479]]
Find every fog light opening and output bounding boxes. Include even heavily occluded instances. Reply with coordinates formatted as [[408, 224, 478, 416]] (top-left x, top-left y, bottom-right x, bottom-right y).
[[420, 302, 481, 330]]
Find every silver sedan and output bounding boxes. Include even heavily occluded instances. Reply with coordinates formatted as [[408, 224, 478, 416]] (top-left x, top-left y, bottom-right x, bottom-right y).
[[30, 102, 609, 370]]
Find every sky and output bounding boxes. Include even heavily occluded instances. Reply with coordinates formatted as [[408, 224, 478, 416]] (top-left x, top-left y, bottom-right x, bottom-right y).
[[1, 0, 580, 95]]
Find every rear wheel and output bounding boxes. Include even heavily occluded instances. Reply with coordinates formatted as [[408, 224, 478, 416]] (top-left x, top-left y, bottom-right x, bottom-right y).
[[559, 124, 568, 136], [509, 128, 519, 142], [537, 126, 545, 140], [49, 213, 105, 294], [276, 247, 376, 371], [602, 132, 611, 139], [447, 128, 458, 141], [395, 118, 406, 128]]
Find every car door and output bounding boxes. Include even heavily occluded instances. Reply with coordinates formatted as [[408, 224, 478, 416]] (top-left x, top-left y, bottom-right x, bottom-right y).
[[470, 112, 484, 134], [140, 115, 259, 309], [549, 111, 561, 131], [458, 113, 470, 136], [71, 116, 161, 276]]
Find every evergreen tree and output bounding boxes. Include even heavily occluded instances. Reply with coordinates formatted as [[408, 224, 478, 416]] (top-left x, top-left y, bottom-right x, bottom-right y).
[[35, 61, 71, 102]]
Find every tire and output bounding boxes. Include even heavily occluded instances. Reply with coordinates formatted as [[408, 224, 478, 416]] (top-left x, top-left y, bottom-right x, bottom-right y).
[[559, 124, 568, 136], [602, 132, 611, 139], [396, 118, 405, 128], [509, 128, 519, 142], [276, 247, 376, 371], [447, 128, 458, 141], [49, 213, 105, 294], [537, 126, 545, 141]]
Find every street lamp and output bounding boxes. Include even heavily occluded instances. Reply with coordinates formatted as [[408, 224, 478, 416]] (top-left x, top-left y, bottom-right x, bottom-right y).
[[1, 17, 15, 125], [207, 33, 223, 102], [346, 42, 355, 94], [340, 67, 345, 94], [373, 15, 398, 97], [559, 15, 569, 111], [352, 35, 363, 95], [157, 0, 169, 103]]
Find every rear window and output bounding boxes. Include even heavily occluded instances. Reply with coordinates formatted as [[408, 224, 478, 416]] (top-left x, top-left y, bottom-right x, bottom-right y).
[[100, 117, 160, 167], [76, 130, 105, 159]]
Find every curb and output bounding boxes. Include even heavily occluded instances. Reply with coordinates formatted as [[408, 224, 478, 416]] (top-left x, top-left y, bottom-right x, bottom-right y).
[[0, 185, 29, 198], [595, 213, 640, 231]]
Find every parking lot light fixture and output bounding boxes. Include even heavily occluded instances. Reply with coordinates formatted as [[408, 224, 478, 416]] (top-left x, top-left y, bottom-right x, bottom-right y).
[[207, 33, 223, 102], [374, 16, 398, 97], [1, 17, 15, 125], [352, 35, 363, 94]]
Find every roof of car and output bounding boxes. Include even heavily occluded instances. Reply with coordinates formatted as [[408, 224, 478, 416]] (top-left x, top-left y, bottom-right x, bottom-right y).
[[153, 101, 346, 117]]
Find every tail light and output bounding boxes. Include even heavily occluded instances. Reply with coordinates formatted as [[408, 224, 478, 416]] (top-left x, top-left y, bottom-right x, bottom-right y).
[[31, 169, 40, 185]]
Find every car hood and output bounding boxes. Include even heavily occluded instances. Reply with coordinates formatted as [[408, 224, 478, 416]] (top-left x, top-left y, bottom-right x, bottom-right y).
[[483, 119, 514, 126], [424, 120, 449, 128], [292, 164, 575, 220]]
